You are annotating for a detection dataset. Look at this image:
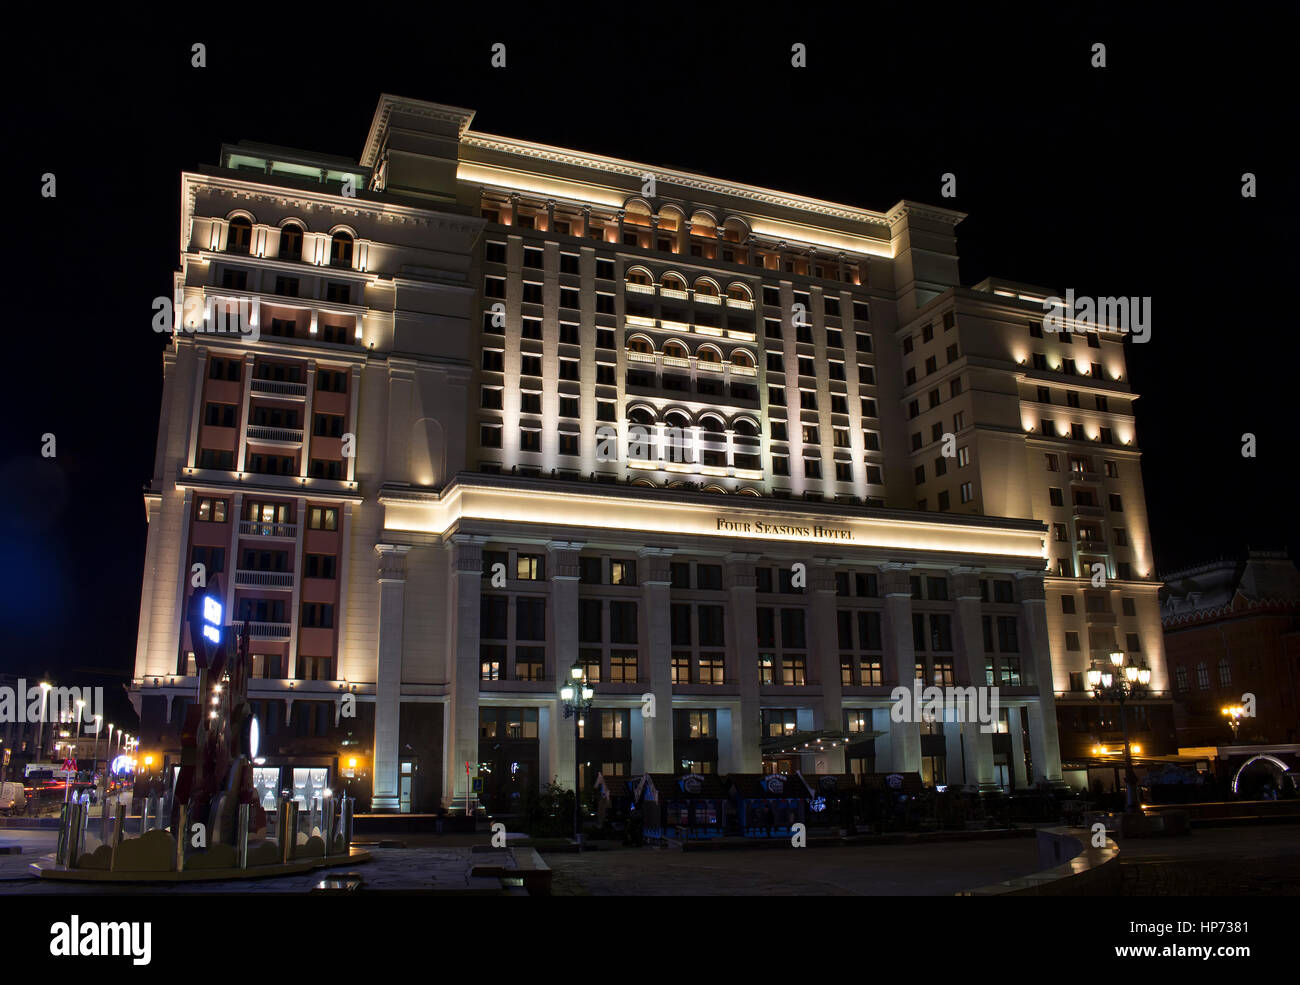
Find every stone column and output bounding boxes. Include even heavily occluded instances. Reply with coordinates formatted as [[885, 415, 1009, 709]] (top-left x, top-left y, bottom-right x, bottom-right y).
[[447, 535, 486, 810], [880, 562, 920, 773], [950, 566, 997, 790], [371, 544, 410, 811], [236, 352, 256, 472], [1007, 704, 1029, 789], [725, 553, 761, 773], [1017, 570, 1065, 786], [809, 561, 843, 773], [547, 541, 583, 792], [639, 547, 674, 773]]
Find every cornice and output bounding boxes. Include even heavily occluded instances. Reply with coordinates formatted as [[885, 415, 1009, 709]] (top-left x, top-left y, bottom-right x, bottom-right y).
[[181, 172, 482, 236], [361, 94, 477, 168], [885, 200, 967, 227], [462, 131, 895, 228]]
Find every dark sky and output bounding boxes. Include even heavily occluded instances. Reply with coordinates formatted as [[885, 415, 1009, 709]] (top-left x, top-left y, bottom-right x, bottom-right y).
[[2, 6, 1295, 711]]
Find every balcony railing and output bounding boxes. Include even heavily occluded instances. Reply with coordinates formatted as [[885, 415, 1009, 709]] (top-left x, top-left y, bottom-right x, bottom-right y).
[[696, 360, 724, 373], [662, 354, 690, 369], [249, 622, 292, 641], [246, 425, 304, 443], [730, 364, 757, 377], [235, 569, 295, 589], [250, 379, 307, 398], [1072, 504, 1104, 518], [625, 282, 655, 295], [725, 297, 754, 310], [239, 520, 299, 539], [660, 287, 689, 300], [695, 293, 721, 305], [626, 349, 656, 364]]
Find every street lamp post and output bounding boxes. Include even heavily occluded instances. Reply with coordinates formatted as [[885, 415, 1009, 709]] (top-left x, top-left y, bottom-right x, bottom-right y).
[[559, 661, 594, 848], [90, 714, 103, 783], [35, 682, 51, 760], [1087, 650, 1151, 813], [1221, 705, 1244, 743]]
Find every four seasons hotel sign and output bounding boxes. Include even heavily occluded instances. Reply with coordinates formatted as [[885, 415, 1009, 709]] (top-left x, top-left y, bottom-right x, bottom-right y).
[[715, 516, 854, 541]]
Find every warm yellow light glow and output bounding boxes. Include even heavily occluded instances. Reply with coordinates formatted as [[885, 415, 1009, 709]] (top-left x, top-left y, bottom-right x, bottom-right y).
[[380, 482, 1046, 558]]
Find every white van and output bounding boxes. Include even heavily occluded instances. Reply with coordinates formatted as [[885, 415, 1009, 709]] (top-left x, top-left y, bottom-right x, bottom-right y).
[[0, 781, 26, 815]]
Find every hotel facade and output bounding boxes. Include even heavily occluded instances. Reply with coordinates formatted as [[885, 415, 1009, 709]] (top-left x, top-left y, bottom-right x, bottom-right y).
[[130, 95, 1172, 813]]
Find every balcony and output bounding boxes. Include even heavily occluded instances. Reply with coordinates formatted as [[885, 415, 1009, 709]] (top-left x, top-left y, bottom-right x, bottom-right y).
[[660, 287, 689, 301], [239, 520, 298, 539], [625, 314, 656, 328], [695, 293, 721, 306], [625, 282, 655, 295], [730, 364, 757, 377], [662, 354, 690, 369], [249, 622, 291, 641], [235, 569, 294, 590], [246, 425, 304, 444], [725, 297, 754, 310], [1068, 469, 1102, 485], [250, 378, 307, 399], [626, 349, 656, 364], [696, 360, 724, 374], [1072, 503, 1104, 519]]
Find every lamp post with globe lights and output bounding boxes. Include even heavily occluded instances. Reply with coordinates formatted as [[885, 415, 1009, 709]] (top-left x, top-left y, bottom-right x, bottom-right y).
[[1221, 705, 1245, 743], [559, 660, 595, 848], [1087, 650, 1151, 812]]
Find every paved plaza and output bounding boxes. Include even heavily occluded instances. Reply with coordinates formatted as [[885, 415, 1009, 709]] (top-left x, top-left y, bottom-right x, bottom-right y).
[[2, 825, 1297, 895]]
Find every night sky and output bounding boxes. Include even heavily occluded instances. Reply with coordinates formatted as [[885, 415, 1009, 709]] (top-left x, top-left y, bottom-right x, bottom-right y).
[[2, 6, 1295, 724]]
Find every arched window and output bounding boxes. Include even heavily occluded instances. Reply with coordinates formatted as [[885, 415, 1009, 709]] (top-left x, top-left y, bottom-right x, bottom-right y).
[[624, 200, 653, 227], [696, 345, 722, 364], [663, 340, 689, 361], [694, 278, 720, 298], [226, 217, 252, 254], [278, 223, 303, 261], [690, 211, 717, 237], [665, 411, 691, 432], [330, 231, 354, 268], [628, 406, 655, 427], [626, 267, 653, 287], [731, 350, 756, 369], [627, 336, 654, 355], [699, 415, 726, 435], [701, 483, 727, 495], [661, 272, 688, 295], [726, 282, 752, 303]]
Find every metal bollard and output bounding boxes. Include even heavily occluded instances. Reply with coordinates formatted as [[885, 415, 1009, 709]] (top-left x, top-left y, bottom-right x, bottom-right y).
[[280, 800, 298, 863], [237, 803, 250, 869], [175, 804, 189, 872], [324, 796, 336, 855], [340, 796, 354, 855], [56, 803, 72, 867]]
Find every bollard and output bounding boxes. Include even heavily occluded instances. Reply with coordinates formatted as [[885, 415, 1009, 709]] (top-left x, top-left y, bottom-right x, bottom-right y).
[[109, 802, 127, 872], [68, 803, 86, 868], [56, 803, 72, 867], [340, 796, 353, 855], [281, 800, 298, 863], [175, 804, 188, 872], [237, 803, 250, 869]]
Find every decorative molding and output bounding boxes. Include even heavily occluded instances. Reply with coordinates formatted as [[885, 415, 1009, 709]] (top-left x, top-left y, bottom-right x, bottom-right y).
[[462, 132, 895, 227]]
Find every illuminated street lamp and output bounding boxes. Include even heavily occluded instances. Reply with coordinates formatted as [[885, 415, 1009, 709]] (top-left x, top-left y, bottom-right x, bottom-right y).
[[1221, 705, 1245, 743], [35, 682, 52, 759], [559, 660, 595, 847], [91, 714, 103, 776], [1087, 650, 1151, 812]]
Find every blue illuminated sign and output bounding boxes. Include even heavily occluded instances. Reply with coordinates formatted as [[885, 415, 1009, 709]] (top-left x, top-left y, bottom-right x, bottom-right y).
[[200, 595, 223, 645]]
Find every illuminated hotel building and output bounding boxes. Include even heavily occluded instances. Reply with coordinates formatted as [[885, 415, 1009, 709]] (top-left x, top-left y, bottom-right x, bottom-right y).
[[130, 94, 1169, 812]]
